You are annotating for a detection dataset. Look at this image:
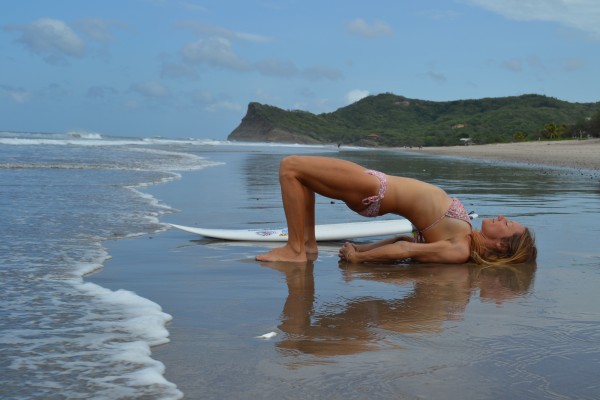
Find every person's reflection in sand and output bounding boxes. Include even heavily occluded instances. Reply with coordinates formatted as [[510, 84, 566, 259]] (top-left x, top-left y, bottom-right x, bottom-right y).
[[473, 263, 537, 304], [260, 261, 536, 358]]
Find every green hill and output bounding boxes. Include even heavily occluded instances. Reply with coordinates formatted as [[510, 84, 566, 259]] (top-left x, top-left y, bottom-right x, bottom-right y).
[[228, 93, 599, 146]]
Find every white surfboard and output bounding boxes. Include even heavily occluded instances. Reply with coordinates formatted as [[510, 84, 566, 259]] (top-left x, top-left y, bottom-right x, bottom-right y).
[[169, 213, 477, 242], [169, 219, 413, 241], [169, 219, 404, 242]]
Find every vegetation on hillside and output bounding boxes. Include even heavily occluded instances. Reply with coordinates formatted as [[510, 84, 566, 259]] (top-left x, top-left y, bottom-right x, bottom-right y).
[[562, 108, 600, 139], [236, 93, 599, 146]]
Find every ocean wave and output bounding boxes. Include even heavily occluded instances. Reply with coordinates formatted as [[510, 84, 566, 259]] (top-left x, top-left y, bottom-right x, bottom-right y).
[[0, 132, 222, 147], [67, 130, 104, 140], [0, 147, 222, 173], [0, 130, 343, 150], [0, 139, 226, 399]]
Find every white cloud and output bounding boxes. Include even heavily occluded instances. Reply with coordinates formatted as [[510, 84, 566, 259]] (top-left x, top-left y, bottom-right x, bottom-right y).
[[124, 99, 141, 109], [5, 18, 85, 64], [176, 22, 341, 81], [465, 0, 600, 38], [188, 90, 242, 113], [500, 55, 547, 73], [235, 31, 273, 43], [503, 59, 523, 72], [180, 37, 342, 81], [176, 21, 272, 43], [346, 18, 393, 38], [346, 89, 369, 104], [75, 18, 127, 42], [131, 81, 171, 98], [182, 37, 250, 70], [427, 71, 447, 83]]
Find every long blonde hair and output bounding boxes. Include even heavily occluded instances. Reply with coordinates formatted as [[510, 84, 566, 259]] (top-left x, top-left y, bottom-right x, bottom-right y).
[[470, 228, 537, 266]]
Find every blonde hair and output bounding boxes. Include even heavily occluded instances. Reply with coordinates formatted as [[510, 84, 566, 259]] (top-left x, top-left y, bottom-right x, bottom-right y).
[[470, 228, 537, 266]]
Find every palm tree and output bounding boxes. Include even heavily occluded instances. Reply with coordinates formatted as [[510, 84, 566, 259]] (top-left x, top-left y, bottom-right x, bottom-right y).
[[540, 123, 566, 139]]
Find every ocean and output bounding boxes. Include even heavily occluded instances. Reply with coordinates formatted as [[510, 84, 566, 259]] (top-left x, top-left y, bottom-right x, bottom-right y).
[[1, 131, 599, 399]]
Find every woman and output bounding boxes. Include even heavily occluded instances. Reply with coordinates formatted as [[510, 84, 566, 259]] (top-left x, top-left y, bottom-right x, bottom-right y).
[[256, 155, 536, 265]]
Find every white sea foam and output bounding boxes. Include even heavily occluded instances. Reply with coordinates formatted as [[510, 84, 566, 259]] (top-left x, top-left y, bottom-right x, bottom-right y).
[[78, 282, 173, 346], [73, 249, 111, 277], [64, 250, 180, 397], [2, 243, 183, 399]]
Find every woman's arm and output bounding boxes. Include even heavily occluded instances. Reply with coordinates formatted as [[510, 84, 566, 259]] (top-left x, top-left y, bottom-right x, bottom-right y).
[[347, 235, 414, 253], [340, 239, 470, 264]]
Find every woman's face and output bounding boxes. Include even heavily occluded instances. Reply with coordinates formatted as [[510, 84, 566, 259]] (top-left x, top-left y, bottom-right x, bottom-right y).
[[481, 215, 525, 241]]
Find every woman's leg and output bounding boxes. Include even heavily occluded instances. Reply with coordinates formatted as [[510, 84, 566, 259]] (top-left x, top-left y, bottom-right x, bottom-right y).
[[256, 156, 381, 262], [281, 156, 379, 209], [256, 157, 312, 262], [303, 185, 318, 254]]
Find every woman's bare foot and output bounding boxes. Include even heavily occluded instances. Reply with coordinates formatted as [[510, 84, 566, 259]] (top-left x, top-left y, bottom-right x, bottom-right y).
[[256, 245, 307, 263], [305, 240, 318, 256]]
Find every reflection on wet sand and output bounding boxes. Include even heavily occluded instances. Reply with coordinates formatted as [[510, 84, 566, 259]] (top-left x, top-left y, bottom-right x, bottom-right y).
[[261, 261, 536, 358]]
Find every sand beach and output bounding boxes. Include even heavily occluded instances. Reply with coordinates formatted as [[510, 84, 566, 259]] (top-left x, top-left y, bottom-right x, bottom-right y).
[[86, 145, 600, 399], [404, 139, 600, 171]]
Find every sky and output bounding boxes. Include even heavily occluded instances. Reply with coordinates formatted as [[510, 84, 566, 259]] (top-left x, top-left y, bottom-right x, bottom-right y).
[[1, 0, 600, 140]]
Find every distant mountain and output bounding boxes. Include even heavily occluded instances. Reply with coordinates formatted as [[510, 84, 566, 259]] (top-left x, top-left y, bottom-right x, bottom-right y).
[[227, 93, 599, 146]]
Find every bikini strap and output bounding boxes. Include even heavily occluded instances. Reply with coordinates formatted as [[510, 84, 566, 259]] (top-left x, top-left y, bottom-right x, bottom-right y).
[[419, 212, 446, 235]]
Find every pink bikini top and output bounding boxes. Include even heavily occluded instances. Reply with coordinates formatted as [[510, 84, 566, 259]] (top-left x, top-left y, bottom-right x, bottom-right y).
[[415, 198, 471, 243]]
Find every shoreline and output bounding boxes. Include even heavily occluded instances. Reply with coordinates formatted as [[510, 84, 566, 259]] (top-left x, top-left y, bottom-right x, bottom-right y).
[[398, 139, 600, 172]]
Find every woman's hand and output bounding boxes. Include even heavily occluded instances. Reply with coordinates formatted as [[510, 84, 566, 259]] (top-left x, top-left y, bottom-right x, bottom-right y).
[[338, 242, 359, 262]]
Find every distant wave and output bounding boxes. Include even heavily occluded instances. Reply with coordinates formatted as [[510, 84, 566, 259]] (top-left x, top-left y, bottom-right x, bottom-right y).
[[67, 130, 103, 139], [0, 136, 222, 147], [0, 130, 342, 149]]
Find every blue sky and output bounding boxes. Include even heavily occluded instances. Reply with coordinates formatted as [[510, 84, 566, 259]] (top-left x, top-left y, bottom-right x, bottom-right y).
[[1, 0, 599, 140]]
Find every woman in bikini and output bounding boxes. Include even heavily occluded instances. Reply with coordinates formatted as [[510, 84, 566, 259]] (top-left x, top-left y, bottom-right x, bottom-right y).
[[255, 155, 536, 265]]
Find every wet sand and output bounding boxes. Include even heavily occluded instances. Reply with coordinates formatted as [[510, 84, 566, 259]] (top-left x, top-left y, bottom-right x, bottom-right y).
[[403, 139, 600, 171], [89, 146, 600, 399]]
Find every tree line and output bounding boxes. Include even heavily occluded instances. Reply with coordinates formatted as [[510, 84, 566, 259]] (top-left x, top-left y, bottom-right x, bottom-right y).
[[230, 93, 600, 147], [515, 109, 600, 141]]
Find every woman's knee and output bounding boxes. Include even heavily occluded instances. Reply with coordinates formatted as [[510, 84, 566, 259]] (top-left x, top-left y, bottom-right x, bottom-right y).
[[279, 155, 305, 176], [281, 155, 304, 166], [279, 156, 301, 183]]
